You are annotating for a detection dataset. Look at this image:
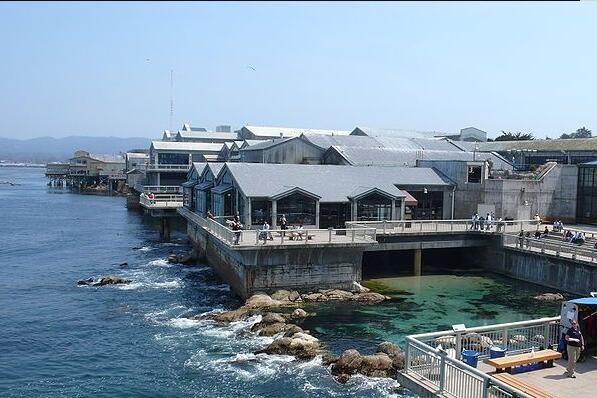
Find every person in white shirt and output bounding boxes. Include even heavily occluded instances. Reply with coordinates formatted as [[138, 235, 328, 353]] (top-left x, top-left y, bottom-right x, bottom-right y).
[[259, 221, 270, 244]]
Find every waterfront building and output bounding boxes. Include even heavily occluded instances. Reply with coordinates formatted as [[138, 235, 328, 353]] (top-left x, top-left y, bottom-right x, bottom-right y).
[[434, 126, 488, 142], [68, 150, 125, 180], [183, 163, 453, 228], [145, 141, 226, 187]]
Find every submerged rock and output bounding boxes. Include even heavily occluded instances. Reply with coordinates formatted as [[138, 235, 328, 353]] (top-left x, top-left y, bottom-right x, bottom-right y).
[[167, 250, 197, 265], [77, 278, 94, 286], [533, 293, 564, 301]]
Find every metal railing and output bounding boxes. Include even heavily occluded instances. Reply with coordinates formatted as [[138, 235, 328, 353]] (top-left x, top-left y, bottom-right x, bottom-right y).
[[178, 208, 377, 247], [146, 164, 190, 171], [404, 317, 560, 398], [142, 185, 182, 194], [346, 219, 539, 235], [139, 194, 184, 209], [503, 233, 597, 262]]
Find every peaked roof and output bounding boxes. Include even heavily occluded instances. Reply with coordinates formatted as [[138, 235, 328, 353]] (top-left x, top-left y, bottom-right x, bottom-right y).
[[243, 125, 350, 139], [222, 163, 451, 202]]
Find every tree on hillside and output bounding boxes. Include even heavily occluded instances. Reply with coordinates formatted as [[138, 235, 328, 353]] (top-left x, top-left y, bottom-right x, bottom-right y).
[[494, 131, 535, 141], [560, 127, 592, 139]]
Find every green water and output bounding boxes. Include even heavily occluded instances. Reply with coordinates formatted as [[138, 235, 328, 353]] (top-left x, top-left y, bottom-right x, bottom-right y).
[[301, 272, 564, 355]]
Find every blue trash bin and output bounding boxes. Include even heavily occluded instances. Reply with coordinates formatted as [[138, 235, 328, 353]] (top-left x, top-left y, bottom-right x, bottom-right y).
[[462, 350, 480, 368], [490, 346, 507, 359]]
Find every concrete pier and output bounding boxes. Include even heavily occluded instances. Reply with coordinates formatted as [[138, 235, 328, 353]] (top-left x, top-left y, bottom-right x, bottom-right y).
[[413, 248, 422, 276]]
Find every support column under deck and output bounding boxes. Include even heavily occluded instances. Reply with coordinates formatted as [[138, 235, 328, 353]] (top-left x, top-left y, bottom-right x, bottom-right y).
[[414, 248, 422, 276]]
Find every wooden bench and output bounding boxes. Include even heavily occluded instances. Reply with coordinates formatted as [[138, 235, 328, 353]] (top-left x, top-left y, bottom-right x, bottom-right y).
[[493, 372, 560, 398], [485, 349, 561, 374]]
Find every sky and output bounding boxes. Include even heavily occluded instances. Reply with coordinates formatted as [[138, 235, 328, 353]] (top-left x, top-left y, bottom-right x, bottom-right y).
[[1, 1, 597, 140]]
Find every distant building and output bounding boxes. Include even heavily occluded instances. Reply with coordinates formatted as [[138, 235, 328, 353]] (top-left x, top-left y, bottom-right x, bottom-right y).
[[238, 125, 350, 140], [435, 127, 488, 142], [68, 150, 125, 178]]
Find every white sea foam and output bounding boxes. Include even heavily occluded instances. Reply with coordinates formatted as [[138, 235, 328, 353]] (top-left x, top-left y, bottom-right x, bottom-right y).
[[168, 317, 203, 329], [118, 282, 144, 290], [137, 246, 153, 252], [117, 279, 181, 290], [348, 374, 402, 398], [147, 259, 170, 267]]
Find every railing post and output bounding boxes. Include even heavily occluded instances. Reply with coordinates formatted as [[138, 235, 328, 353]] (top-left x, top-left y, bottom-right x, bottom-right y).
[[572, 246, 577, 260], [438, 352, 446, 394], [281, 230, 284, 245], [404, 341, 411, 372], [383, 220, 386, 235], [435, 222, 439, 232], [305, 229, 308, 244], [328, 228, 332, 243], [352, 229, 355, 242], [402, 221, 405, 232], [450, 221, 454, 232], [455, 332, 462, 360], [482, 377, 490, 398], [420, 222, 423, 232], [256, 230, 259, 244], [542, 241, 545, 254], [556, 243, 560, 257]]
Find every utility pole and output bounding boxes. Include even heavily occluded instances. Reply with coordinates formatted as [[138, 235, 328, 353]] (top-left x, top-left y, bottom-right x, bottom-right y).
[[169, 69, 174, 132]]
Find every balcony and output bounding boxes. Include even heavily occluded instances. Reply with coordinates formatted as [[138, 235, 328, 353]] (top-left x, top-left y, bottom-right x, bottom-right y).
[[145, 163, 190, 172], [139, 193, 184, 209]]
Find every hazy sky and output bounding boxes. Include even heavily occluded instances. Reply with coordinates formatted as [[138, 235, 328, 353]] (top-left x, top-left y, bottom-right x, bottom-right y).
[[2, 1, 597, 140]]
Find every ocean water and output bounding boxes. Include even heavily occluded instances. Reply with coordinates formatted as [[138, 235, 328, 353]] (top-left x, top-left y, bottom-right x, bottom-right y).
[[0, 167, 561, 397]]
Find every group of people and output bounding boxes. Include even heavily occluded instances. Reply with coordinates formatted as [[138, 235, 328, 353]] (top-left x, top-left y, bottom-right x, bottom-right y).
[[553, 220, 565, 232], [563, 229, 586, 245], [258, 214, 305, 244], [470, 212, 500, 231]]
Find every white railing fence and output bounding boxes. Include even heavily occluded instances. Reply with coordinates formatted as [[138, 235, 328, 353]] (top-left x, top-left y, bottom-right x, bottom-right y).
[[142, 185, 182, 194], [140, 194, 184, 209], [346, 219, 539, 235], [146, 164, 190, 171], [503, 233, 597, 262], [178, 208, 377, 247], [404, 317, 560, 398]]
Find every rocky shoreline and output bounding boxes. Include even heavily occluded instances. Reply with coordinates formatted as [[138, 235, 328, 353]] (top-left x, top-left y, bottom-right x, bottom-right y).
[[191, 289, 405, 384]]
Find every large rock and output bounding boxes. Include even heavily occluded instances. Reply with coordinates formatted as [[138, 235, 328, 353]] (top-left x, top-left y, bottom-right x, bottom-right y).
[[261, 312, 287, 324], [330, 343, 405, 383], [352, 292, 388, 303], [322, 289, 355, 300], [533, 293, 564, 301], [257, 332, 320, 359], [206, 307, 252, 323], [288, 291, 301, 302], [78, 275, 130, 287], [245, 293, 278, 309], [377, 341, 402, 358], [252, 322, 292, 336], [271, 289, 291, 301]]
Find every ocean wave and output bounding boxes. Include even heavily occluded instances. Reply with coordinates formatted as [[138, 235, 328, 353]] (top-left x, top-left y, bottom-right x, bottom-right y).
[[348, 374, 403, 398], [136, 246, 153, 252], [117, 279, 182, 290], [147, 259, 170, 267], [168, 317, 204, 329]]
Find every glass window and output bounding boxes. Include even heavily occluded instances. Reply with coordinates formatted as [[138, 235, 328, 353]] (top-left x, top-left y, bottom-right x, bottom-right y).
[[357, 193, 392, 221], [277, 193, 317, 225], [238, 194, 245, 224], [251, 199, 272, 225], [467, 165, 482, 183], [158, 152, 189, 165]]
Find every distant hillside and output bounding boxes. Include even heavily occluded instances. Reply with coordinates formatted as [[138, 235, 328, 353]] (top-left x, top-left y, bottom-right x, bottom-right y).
[[0, 136, 153, 163]]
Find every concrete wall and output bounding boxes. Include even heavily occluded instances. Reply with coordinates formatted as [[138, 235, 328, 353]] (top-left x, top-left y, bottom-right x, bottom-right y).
[[483, 165, 577, 222], [188, 222, 365, 299], [494, 248, 597, 296]]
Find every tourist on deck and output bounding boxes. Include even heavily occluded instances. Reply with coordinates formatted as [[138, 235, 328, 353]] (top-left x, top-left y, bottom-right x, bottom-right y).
[[518, 230, 524, 248], [543, 226, 549, 237], [534, 230, 542, 239], [479, 216, 485, 231], [534, 212, 542, 231], [296, 223, 305, 240], [524, 231, 531, 248], [496, 217, 504, 233], [207, 211, 215, 220], [280, 214, 287, 232], [564, 230, 573, 242], [233, 212, 240, 224], [470, 213, 478, 230], [259, 220, 270, 244], [486, 213, 492, 231], [232, 220, 242, 245], [565, 319, 585, 378]]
